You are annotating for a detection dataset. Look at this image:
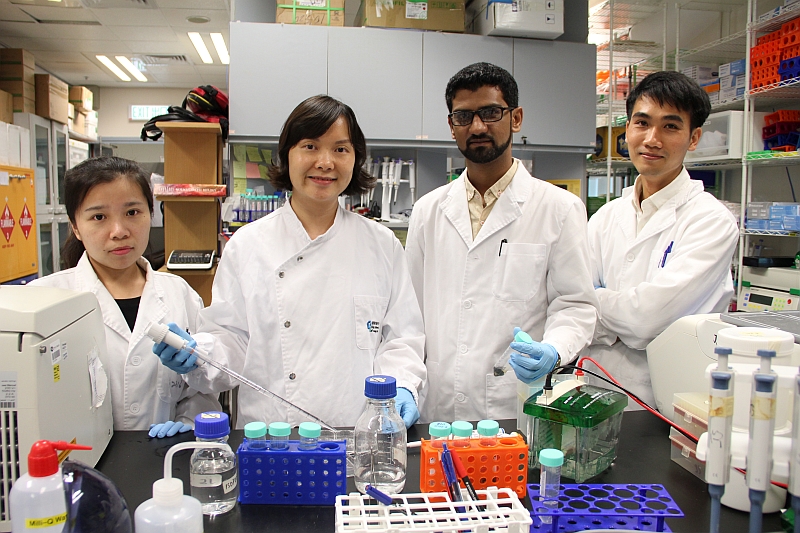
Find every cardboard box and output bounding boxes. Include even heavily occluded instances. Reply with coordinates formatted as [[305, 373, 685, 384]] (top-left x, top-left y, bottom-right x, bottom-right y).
[[68, 85, 93, 112], [0, 80, 35, 99], [0, 89, 11, 124], [0, 64, 35, 86], [0, 49, 35, 69], [71, 111, 86, 135], [718, 59, 746, 77], [68, 102, 75, 120], [12, 96, 35, 114], [276, 0, 345, 26], [471, 0, 563, 39], [719, 86, 745, 103], [357, 0, 465, 32], [84, 109, 98, 126], [35, 74, 69, 124]]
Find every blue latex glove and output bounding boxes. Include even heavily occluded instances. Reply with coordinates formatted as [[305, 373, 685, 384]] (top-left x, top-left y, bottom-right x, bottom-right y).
[[149, 420, 192, 438], [395, 387, 420, 428], [152, 322, 198, 374], [508, 329, 559, 384]]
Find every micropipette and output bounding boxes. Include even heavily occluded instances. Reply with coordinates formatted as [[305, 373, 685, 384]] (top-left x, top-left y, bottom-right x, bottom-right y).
[[706, 346, 734, 533], [747, 349, 778, 533], [147, 323, 336, 431]]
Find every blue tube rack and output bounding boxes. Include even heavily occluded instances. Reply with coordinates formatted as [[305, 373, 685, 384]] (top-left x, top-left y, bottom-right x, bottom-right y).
[[237, 440, 347, 506], [527, 483, 684, 532]]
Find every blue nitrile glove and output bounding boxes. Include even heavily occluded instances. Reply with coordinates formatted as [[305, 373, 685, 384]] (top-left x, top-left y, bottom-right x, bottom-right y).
[[152, 322, 198, 374], [395, 387, 420, 428], [149, 420, 192, 438], [508, 329, 559, 384]]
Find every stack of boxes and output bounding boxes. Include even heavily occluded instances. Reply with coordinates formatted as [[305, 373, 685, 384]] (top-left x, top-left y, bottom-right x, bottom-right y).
[[668, 393, 708, 481], [276, 0, 345, 26], [34, 74, 68, 124], [745, 201, 800, 231], [68, 86, 93, 136], [681, 65, 720, 105], [0, 49, 35, 115], [718, 59, 746, 103]]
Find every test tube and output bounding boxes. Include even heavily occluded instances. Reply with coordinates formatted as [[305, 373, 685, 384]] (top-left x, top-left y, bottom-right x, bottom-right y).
[[269, 421, 291, 450], [538, 448, 564, 524], [451, 421, 473, 448], [244, 421, 268, 450], [298, 422, 321, 450], [428, 422, 451, 448], [477, 420, 500, 447]]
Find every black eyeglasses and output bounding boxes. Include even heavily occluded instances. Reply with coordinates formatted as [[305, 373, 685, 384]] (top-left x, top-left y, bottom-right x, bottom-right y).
[[448, 106, 515, 127]]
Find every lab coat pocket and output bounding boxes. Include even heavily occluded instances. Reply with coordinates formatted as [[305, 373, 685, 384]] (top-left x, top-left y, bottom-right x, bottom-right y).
[[485, 371, 517, 420], [492, 243, 546, 302], [354, 295, 390, 351], [157, 365, 185, 403]]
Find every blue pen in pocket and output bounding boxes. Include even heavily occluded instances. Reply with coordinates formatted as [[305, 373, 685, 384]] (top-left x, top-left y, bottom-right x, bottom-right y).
[[660, 240, 674, 268]]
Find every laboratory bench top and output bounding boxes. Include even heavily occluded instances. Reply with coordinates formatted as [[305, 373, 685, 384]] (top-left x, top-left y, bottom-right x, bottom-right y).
[[95, 411, 781, 533]]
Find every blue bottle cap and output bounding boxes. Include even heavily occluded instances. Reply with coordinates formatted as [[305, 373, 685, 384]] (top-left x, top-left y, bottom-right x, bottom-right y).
[[451, 420, 473, 437], [194, 411, 230, 439], [539, 448, 564, 467], [428, 422, 451, 438], [244, 421, 267, 439], [298, 422, 321, 438], [364, 375, 397, 399], [268, 422, 291, 437], [477, 420, 500, 436]]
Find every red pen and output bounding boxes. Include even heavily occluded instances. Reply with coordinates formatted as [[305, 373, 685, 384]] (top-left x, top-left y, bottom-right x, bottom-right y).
[[451, 450, 480, 504]]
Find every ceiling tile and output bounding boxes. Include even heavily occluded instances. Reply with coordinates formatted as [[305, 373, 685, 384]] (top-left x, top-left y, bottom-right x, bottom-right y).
[[155, 0, 229, 10], [29, 50, 89, 62], [0, 2, 37, 22], [15, 5, 98, 22], [142, 63, 196, 75], [89, 7, 168, 27], [110, 24, 177, 41], [126, 41, 188, 54], [160, 8, 228, 29], [0, 20, 116, 39]]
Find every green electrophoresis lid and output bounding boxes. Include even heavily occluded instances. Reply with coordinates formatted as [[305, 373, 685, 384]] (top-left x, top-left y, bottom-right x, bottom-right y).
[[523, 384, 628, 428]]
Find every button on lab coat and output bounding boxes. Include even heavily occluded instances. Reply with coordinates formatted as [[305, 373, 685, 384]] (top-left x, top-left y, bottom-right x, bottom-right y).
[[406, 162, 598, 423], [186, 203, 427, 428], [30, 253, 221, 429], [586, 171, 739, 407]]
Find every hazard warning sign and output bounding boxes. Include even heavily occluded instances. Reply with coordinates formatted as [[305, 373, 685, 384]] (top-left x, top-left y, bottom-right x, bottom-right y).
[[0, 204, 14, 243], [18, 204, 32, 239]]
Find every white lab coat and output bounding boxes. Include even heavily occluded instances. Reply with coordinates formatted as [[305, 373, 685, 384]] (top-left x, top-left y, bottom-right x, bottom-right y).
[[406, 161, 598, 423], [186, 203, 427, 428], [29, 253, 221, 429], [586, 170, 739, 407]]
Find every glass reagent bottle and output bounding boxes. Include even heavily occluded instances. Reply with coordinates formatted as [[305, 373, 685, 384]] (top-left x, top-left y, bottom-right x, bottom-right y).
[[190, 411, 239, 516]]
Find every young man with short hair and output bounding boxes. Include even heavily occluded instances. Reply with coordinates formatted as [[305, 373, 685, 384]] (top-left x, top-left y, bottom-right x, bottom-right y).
[[406, 62, 598, 423], [587, 70, 739, 407]]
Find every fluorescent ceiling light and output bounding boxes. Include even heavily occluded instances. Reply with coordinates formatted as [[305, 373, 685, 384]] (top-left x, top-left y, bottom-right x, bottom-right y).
[[115, 55, 147, 82], [188, 32, 213, 64], [96, 55, 130, 81], [210, 33, 229, 65]]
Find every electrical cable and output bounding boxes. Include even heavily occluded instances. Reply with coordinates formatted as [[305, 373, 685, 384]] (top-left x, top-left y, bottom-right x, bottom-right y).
[[788, 167, 797, 202]]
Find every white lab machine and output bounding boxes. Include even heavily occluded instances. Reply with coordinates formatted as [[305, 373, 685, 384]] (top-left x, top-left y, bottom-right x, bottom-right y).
[[0, 286, 113, 532], [738, 266, 800, 312]]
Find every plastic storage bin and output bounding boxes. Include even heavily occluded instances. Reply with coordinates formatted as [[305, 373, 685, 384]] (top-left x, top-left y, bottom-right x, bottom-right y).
[[685, 110, 767, 161], [237, 439, 346, 506], [669, 427, 705, 481], [524, 383, 628, 482]]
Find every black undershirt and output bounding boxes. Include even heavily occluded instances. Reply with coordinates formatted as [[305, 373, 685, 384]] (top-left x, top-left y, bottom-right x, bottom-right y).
[[115, 297, 141, 332]]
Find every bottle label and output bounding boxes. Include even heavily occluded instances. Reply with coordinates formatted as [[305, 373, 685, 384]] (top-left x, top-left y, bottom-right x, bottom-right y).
[[25, 512, 67, 528], [223, 471, 238, 494], [191, 473, 222, 488]]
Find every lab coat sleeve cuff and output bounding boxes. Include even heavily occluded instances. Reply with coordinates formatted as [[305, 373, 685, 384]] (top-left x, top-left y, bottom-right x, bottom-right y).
[[181, 332, 219, 391], [396, 382, 419, 405]]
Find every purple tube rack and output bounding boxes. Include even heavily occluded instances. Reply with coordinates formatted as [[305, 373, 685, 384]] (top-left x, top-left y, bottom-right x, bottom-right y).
[[238, 440, 346, 506], [527, 483, 684, 532]]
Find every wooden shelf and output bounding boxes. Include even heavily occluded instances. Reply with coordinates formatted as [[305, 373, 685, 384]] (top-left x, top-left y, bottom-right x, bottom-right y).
[[159, 264, 218, 276], [155, 122, 222, 134], [155, 195, 220, 202]]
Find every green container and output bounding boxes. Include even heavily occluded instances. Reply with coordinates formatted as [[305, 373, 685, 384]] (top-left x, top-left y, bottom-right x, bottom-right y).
[[524, 383, 628, 482]]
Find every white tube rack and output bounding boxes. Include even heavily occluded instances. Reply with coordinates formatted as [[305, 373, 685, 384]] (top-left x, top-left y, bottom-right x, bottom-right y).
[[335, 487, 531, 533]]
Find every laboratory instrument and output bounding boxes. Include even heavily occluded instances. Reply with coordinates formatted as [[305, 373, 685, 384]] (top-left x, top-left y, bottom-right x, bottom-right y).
[[189, 412, 239, 516], [738, 266, 800, 312], [428, 422, 451, 448], [477, 419, 500, 447], [10, 440, 91, 533], [61, 459, 133, 533], [722, 310, 800, 343], [450, 421, 473, 448], [147, 322, 336, 431], [243, 422, 268, 450], [298, 422, 321, 450], [747, 349, 778, 533], [706, 347, 734, 533], [354, 375, 407, 495], [268, 422, 291, 450], [524, 377, 628, 482], [135, 441, 226, 533], [0, 286, 114, 532], [538, 448, 563, 525], [791, 363, 800, 533], [166, 250, 215, 270]]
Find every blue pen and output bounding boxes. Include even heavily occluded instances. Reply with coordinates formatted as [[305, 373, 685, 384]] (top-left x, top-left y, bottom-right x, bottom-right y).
[[660, 241, 674, 268], [440, 443, 465, 511]]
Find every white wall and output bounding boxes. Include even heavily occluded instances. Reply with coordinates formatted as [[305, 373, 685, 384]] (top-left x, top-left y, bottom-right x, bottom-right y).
[[97, 87, 192, 139]]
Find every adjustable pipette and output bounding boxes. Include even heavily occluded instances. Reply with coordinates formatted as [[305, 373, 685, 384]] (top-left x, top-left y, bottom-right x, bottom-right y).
[[706, 346, 734, 533], [147, 323, 336, 431], [408, 159, 416, 205], [393, 159, 402, 204], [747, 349, 778, 533]]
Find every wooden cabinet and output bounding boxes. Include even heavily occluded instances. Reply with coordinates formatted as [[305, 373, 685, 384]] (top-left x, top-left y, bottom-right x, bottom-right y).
[[157, 122, 222, 305]]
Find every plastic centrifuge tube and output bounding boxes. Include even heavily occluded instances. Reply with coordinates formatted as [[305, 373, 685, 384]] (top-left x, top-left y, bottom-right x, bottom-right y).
[[298, 422, 321, 450], [451, 421, 473, 448], [147, 323, 336, 431], [428, 422, 451, 448], [493, 330, 534, 376], [538, 448, 563, 525], [244, 422, 268, 450], [268, 422, 291, 450], [477, 420, 500, 447]]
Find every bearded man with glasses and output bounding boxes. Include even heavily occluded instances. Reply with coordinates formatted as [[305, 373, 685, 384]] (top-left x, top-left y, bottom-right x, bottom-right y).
[[405, 62, 598, 424]]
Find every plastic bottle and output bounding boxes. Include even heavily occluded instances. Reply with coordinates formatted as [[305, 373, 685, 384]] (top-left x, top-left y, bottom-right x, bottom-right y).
[[10, 440, 92, 533], [477, 419, 500, 447], [451, 421, 473, 448], [428, 422, 451, 448], [538, 448, 564, 524], [354, 375, 407, 495], [298, 422, 321, 450], [189, 412, 239, 516], [269, 421, 291, 450], [244, 421, 268, 450]]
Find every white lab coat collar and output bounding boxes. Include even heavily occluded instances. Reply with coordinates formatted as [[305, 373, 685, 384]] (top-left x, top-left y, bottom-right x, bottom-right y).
[[440, 160, 530, 250], [73, 253, 168, 346], [284, 199, 344, 246], [617, 168, 704, 244]]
